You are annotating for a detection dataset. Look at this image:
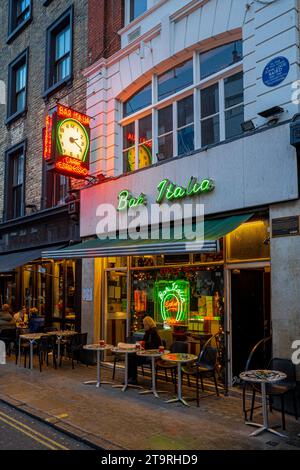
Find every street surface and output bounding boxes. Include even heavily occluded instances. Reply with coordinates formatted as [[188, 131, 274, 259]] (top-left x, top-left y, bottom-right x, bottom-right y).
[[0, 401, 93, 450]]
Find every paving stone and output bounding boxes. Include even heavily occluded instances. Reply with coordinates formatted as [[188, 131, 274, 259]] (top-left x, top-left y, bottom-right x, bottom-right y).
[[0, 357, 299, 450]]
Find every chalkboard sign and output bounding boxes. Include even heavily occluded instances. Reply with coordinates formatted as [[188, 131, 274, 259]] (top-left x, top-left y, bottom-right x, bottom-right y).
[[272, 216, 300, 237]]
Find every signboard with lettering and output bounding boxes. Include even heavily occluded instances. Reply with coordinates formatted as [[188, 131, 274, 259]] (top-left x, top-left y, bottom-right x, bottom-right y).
[[272, 216, 300, 237], [262, 57, 290, 87], [43, 104, 91, 179]]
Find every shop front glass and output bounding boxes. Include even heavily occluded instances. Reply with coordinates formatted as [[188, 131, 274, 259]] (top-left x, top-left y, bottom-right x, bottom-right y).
[[130, 258, 225, 351]]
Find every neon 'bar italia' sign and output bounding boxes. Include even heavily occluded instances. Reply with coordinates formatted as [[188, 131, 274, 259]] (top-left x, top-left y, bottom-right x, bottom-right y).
[[117, 176, 214, 211]]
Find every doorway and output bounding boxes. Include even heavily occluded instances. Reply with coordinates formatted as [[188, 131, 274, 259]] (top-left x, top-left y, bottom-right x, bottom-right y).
[[231, 268, 271, 379]]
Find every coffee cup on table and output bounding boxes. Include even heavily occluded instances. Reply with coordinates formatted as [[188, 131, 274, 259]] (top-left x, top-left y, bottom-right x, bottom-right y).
[[159, 345, 165, 353], [99, 339, 106, 347]]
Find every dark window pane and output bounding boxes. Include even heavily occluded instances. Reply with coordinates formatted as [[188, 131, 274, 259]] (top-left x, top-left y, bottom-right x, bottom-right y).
[[224, 72, 243, 109], [225, 105, 244, 139], [178, 95, 194, 128], [16, 63, 26, 92], [158, 134, 173, 161], [200, 40, 243, 79], [158, 105, 173, 135], [13, 186, 23, 218], [178, 125, 194, 155], [55, 56, 70, 82], [158, 59, 193, 101], [139, 114, 152, 142], [16, 90, 25, 113], [130, 0, 147, 21], [16, 0, 30, 26], [123, 122, 135, 149], [55, 26, 70, 60], [201, 116, 220, 146], [124, 83, 152, 117], [201, 84, 219, 118]]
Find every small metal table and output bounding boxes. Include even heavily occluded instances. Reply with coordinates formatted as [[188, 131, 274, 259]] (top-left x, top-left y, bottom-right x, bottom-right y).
[[111, 347, 143, 392], [83, 344, 113, 387], [161, 353, 197, 406], [240, 369, 287, 437], [19, 333, 44, 370], [136, 349, 170, 398], [54, 330, 78, 365]]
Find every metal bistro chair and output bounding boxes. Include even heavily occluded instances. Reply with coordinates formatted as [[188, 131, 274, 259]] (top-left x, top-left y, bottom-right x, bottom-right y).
[[181, 336, 220, 406], [249, 357, 298, 430], [66, 333, 88, 369], [242, 336, 272, 421], [38, 335, 57, 372], [0, 328, 17, 356]]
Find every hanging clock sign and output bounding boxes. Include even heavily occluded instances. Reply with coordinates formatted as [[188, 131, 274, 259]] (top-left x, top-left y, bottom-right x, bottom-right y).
[[43, 103, 91, 179]]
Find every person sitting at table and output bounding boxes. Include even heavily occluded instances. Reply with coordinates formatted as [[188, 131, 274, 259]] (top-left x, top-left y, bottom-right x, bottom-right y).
[[127, 316, 162, 384], [13, 306, 28, 326], [0, 304, 16, 334]]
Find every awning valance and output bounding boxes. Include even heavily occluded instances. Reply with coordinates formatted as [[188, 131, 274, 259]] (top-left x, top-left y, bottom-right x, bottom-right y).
[[42, 213, 253, 260], [0, 248, 45, 273]]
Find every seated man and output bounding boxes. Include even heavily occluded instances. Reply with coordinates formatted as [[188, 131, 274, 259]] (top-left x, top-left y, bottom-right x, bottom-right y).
[[127, 316, 162, 384]]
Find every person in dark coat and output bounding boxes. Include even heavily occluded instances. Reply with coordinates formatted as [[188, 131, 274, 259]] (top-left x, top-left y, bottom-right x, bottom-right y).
[[127, 316, 162, 384], [0, 304, 16, 334]]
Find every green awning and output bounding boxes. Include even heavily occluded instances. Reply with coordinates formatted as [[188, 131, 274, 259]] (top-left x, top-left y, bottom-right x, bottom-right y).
[[204, 213, 253, 240], [42, 213, 253, 259]]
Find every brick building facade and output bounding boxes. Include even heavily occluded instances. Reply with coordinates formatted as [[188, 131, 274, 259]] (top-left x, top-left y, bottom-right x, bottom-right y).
[[0, 0, 124, 327]]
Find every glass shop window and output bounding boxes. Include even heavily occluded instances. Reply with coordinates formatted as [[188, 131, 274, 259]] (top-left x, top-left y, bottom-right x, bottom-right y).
[[106, 271, 127, 345], [158, 59, 193, 101], [123, 82, 152, 117], [201, 83, 220, 146], [157, 105, 173, 161], [177, 95, 194, 155], [224, 71, 244, 139], [200, 40, 243, 79]]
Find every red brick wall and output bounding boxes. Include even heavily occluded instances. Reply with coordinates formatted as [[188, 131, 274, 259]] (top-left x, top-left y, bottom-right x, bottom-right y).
[[88, 0, 124, 65]]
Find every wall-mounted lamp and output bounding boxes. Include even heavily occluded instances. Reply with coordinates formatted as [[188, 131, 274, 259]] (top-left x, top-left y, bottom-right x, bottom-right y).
[[241, 120, 256, 132], [139, 41, 152, 59], [258, 106, 284, 125]]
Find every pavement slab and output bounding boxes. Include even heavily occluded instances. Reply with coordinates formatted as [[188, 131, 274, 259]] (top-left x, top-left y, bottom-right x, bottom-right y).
[[0, 357, 299, 450]]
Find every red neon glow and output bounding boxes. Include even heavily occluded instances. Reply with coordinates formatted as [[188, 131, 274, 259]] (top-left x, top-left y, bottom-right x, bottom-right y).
[[43, 115, 53, 160], [57, 104, 91, 126], [55, 157, 89, 178], [127, 133, 152, 148]]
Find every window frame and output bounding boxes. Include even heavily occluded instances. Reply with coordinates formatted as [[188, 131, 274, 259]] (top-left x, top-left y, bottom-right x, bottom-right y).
[[44, 6, 73, 98], [4, 140, 27, 222], [126, 0, 149, 24], [6, 48, 29, 125], [7, 0, 32, 44], [42, 160, 70, 209], [120, 42, 243, 173]]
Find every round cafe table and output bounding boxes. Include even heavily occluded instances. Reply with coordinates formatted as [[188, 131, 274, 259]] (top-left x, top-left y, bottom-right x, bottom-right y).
[[83, 344, 113, 387], [161, 353, 197, 406], [136, 349, 170, 398], [240, 369, 287, 437], [111, 347, 143, 393]]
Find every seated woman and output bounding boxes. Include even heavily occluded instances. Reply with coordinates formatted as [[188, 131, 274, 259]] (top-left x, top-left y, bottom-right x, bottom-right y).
[[127, 316, 162, 384]]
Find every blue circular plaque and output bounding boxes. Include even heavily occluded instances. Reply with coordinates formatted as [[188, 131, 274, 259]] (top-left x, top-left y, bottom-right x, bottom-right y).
[[262, 57, 290, 87]]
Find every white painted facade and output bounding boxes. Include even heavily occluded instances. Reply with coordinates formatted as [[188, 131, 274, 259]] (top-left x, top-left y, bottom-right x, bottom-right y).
[[80, 0, 300, 383], [84, 0, 300, 180]]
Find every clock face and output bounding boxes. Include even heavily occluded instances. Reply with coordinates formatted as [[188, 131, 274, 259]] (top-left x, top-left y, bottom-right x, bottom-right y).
[[57, 118, 89, 162], [127, 145, 152, 171]]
